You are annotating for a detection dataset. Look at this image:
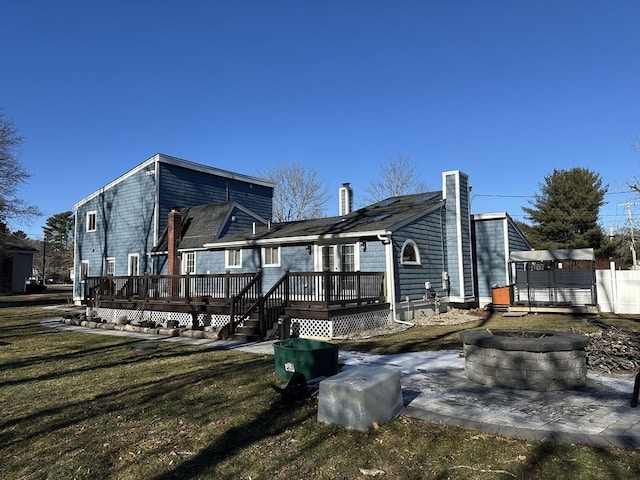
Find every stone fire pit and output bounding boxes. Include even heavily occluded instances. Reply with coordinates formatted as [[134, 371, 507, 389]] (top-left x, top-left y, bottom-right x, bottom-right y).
[[460, 329, 591, 391]]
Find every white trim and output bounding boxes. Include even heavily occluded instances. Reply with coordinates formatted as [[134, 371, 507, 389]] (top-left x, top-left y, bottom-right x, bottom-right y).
[[105, 257, 115, 276], [86, 211, 97, 232], [80, 260, 89, 282], [262, 246, 281, 267], [400, 239, 421, 265], [225, 248, 243, 268], [74, 153, 275, 209], [128, 253, 140, 276], [182, 251, 196, 274]]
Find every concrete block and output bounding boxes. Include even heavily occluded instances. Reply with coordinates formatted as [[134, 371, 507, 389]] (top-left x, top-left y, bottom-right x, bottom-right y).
[[317, 366, 404, 431]]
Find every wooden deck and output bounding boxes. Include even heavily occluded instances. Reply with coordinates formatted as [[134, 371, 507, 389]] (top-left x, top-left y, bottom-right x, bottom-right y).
[[84, 270, 387, 337]]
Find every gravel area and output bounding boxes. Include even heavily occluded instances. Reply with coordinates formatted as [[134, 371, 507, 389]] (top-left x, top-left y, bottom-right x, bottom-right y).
[[339, 308, 485, 340]]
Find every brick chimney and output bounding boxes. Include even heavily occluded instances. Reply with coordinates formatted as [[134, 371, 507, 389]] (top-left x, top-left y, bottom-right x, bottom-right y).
[[167, 208, 182, 276]]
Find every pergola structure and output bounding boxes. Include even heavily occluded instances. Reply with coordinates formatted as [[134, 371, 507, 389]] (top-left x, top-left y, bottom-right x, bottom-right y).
[[508, 248, 598, 314]]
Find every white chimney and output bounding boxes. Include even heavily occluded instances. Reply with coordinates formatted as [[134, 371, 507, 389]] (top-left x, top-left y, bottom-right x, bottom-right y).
[[339, 182, 353, 216]]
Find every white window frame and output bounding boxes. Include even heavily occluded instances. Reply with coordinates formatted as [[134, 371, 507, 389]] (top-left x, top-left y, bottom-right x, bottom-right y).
[[262, 246, 280, 267], [105, 257, 115, 276], [400, 239, 421, 265], [314, 243, 360, 272], [86, 211, 97, 232], [80, 260, 89, 282], [128, 253, 140, 276], [182, 252, 196, 274], [225, 248, 242, 268]]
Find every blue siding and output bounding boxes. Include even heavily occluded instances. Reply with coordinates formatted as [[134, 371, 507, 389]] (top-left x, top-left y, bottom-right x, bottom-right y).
[[158, 163, 272, 234], [473, 218, 508, 298], [74, 167, 157, 298], [392, 207, 447, 301], [359, 240, 386, 272]]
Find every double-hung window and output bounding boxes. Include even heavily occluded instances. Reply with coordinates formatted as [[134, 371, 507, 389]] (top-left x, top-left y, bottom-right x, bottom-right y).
[[262, 246, 280, 267], [183, 252, 196, 274], [86, 211, 97, 232], [226, 248, 242, 268], [105, 258, 115, 276]]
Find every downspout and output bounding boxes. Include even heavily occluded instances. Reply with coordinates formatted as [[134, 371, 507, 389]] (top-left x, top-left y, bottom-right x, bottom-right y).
[[378, 233, 414, 327]]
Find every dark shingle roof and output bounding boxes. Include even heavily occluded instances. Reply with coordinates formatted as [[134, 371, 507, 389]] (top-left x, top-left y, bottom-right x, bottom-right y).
[[206, 191, 443, 246], [154, 203, 236, 252]]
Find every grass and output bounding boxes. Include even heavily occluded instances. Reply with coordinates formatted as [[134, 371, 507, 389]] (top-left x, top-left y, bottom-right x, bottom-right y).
[[1, 294, 639, 479]]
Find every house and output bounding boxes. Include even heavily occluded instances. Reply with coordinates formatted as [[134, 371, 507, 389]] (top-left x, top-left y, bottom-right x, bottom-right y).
[[0, 227, 38, 293], [72, 153, 274, 303], [79, 163, 531, 339], [471, 212, 531, 306]]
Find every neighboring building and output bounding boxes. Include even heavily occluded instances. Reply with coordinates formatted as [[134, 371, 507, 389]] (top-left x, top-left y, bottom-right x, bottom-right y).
[[0, 229, 38, 293], [72, 153, 274, 303]]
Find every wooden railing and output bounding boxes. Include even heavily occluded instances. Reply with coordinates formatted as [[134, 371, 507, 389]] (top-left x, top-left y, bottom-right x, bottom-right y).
[[228, 270, 385, 338], [84, 270, 385, 338], [283, 271, 386, 307], [85, 272, 257, 304]]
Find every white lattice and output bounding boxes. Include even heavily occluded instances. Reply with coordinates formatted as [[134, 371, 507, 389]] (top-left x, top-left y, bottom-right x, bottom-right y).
[[95, 308, 231, 328], [95, 307, 389, 339], [289, 309, 390, 339]]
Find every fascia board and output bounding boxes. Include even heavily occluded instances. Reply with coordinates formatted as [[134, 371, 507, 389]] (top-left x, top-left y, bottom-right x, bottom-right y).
[[203, 229, 388, 249], [74, 154, 158, 209], [157, 153, 275, 189]]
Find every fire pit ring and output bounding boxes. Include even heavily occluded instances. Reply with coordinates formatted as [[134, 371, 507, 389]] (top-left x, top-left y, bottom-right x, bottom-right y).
[[460, 329, 591, 391]]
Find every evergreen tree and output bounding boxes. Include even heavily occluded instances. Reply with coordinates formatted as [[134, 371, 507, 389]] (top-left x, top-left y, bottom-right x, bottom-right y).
[[522, 167, 607, 250]]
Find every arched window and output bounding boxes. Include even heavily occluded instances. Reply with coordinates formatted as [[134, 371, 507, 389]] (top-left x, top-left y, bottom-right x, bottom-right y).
[[401, 240, 421, 265]]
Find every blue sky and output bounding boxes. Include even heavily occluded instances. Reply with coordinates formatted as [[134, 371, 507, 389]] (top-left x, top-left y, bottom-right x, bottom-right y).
[[3, 0, 639, 239]]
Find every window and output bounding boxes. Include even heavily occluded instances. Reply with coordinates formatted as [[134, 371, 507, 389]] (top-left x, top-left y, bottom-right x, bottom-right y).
[[80, 261, 89, 281], [128, 254, 140, 276], [226, 248, 242, 268], [183, 252, 196, 274], [105, 258, 115, 276], [401, 240, 421, 265], [321, 246, 335, 271], [86, 211, 97, 232], [262, 246, 280, 267], [341, 244, 355, 272]]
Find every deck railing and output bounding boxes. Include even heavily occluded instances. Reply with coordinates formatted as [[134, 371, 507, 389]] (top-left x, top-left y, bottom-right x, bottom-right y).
[[84, 270, 385, 337], [84, 272, 257, 304]]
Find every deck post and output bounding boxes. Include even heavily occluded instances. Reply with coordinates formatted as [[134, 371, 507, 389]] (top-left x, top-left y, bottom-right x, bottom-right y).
[[323, 269, 331, 309]]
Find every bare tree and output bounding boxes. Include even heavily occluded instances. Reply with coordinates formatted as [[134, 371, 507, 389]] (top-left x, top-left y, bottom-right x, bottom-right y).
[[0, 107, 41, 224], [260, 163, 329, 222], [364, 155, 428, 204]]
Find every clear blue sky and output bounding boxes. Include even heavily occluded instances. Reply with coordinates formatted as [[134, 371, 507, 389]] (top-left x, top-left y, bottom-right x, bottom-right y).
[[3, 0, 639, 239]]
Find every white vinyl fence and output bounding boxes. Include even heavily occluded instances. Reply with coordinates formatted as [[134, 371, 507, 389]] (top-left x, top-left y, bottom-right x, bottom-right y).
[[596, 265, 640, 314]]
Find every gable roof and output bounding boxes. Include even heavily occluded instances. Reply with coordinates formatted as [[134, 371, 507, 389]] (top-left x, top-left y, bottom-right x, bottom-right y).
[[204, 191, 444, 248], [153, 202, 268, 253], [3, 234, 38, 254], [74, 153, 275, 209]]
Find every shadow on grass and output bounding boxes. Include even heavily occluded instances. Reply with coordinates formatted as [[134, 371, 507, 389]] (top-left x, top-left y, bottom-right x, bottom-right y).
[[0, 351, 270, 450], [0, 339, 224, 388], [151, 394, 316, 480]]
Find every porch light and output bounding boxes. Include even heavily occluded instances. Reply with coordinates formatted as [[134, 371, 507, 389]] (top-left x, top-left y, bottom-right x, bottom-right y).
[[361, 241, 367, 252], [306, 244, 313, 254]]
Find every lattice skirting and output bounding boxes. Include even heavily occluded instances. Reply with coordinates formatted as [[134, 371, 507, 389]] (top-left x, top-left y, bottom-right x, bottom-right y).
[[290, 309, 391, 339], [94, 307, 390, 339]]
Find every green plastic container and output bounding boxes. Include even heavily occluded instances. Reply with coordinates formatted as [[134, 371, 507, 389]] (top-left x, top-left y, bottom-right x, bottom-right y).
[[273, 338, 339, 380]]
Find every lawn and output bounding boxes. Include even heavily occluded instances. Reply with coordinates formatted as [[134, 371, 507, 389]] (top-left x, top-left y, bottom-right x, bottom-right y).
[[1, 295, 639, 479]]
